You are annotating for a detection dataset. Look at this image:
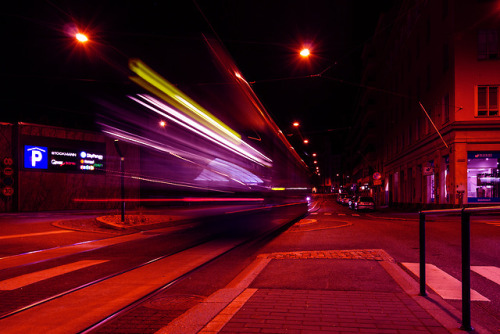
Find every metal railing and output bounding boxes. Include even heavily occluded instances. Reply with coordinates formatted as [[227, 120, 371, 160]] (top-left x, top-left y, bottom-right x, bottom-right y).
[[418, 205, 500, 331]]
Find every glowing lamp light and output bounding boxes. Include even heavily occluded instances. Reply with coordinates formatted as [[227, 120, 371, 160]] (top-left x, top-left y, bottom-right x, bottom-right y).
[[75, 32, 88, 43], [303, 139, 309, 144], [159, 120, 166, 127], [300, 48, 310, 57], [314, 160, 317, 164], [293, 121, 300, 127]]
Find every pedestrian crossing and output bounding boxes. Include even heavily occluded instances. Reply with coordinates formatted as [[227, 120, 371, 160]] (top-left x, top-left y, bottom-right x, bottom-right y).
[[0, 230, 74, 240], [0, 260, 108, 290], [471, 266, 500, 285], [402, 263, 500, 302]]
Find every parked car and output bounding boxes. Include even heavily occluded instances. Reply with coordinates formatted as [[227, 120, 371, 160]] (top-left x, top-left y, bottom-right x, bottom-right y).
[[342, 195, 351, 206], [348, 196, 358, 209], [355, 196, 375, 211], [336, 194, 347, 204]]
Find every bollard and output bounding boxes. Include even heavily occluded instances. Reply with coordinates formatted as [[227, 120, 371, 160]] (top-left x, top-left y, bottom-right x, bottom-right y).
[[419, 212, 426, 296], [461, 209, 473, 331]]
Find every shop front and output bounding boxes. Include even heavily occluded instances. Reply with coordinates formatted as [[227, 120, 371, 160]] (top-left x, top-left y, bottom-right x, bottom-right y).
[[467, 151, 500, 203]]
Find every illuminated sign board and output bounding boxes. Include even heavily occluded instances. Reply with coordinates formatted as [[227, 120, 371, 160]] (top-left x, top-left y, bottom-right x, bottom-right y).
[[24, 146, 48, 169], [22, 137, 105, 174]]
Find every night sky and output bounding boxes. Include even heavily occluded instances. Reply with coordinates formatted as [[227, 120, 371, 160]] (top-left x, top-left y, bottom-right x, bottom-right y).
[[2, 0, 387, 153]]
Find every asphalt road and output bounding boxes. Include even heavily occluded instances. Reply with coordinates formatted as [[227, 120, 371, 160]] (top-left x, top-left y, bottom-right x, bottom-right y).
[[0, 198, 499, 332]]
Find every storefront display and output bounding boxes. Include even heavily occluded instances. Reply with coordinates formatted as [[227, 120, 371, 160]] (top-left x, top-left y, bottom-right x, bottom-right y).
[[467, 152, 500, 203]]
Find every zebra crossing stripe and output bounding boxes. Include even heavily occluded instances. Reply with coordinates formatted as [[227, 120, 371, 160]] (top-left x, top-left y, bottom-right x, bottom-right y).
[[472, 266, 500, 286], [402, 263, 490, 301], [0, 230, 73, 240], [0, 260, 109, 290]]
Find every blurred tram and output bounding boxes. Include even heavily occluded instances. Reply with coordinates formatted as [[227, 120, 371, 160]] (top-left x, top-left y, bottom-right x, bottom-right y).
[[98, 35, 311, 215]]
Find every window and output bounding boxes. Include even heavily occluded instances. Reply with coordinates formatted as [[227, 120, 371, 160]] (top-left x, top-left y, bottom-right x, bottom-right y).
[[408, 124, 412, 145], [443, 43, 449, 73], [443, 93, 450, 123], [442, 0, 448, 19], [426, 64, 431, 92], [478, 30, 499, 60], [426, 19, 431, 44], [416, 37, 420, 59], [477, 86, 499, 116], [415, 116, 420, 140]]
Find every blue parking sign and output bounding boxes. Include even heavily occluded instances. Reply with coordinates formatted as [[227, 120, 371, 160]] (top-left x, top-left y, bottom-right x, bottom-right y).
[[24, 145, 48, 169]]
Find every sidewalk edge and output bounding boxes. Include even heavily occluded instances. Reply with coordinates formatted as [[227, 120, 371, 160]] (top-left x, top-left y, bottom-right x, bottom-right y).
[[379, 251, 490, 334]]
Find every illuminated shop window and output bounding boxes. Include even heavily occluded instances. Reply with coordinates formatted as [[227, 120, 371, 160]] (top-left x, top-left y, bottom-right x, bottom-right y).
[[424, 161, 435, 203], [477, 86, 498, 116], [467, 152, 500, 203]]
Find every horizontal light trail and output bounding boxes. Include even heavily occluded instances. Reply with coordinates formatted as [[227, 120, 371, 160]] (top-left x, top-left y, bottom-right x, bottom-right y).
[[73, 197, 264, 203], [402, 263, 490, 301], [0, 260, 108, 290], [0, 230, 73, 240], [131, 94, 272, 167], [224, 201, 304, 214]]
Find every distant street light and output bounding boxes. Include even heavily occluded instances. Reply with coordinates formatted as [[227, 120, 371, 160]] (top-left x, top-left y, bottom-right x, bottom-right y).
[[303, 139, 309, 144], [300, 48, 310, 57], [75, 32, 89, 43], [159, 120, 166, 127], [312, 153, 317, 157], [293, 121, 300, 127]]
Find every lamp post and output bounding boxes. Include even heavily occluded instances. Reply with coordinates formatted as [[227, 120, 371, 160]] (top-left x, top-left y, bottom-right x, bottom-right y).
[[113, 140, 125, 223], [300, 48, 311, 58], [75, 32, 89, 43]]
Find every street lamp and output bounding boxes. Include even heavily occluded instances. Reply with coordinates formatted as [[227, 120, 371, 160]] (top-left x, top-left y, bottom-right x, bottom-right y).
[[159, 120, 166, 127], [75, 32, 89, 43], [300, 48, 311, 58], [303, 139, 309, 144], [293, 121, 300, 127]]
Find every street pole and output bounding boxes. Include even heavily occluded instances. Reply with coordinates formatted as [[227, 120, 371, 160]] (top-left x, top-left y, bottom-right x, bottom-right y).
[[419, 212, 426, 296], [120, 156, 125, 223], [113, 140, 125, 223], [461, 209, 473, 331]]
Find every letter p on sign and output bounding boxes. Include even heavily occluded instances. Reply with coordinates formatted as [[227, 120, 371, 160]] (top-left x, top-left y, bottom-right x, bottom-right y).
[[31, 150, 43, 167]]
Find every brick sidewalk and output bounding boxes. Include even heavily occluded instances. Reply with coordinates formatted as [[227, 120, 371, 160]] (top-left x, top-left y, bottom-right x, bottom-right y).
[[182, 250, 457, 334], [217, 289, 448, 333]]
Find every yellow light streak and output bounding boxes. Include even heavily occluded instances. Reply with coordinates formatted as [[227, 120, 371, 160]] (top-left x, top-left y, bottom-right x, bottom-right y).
[[129, 59, 241, 144]]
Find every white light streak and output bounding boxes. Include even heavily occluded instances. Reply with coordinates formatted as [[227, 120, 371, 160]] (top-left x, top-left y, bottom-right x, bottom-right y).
[[131, 94, 272, 167]]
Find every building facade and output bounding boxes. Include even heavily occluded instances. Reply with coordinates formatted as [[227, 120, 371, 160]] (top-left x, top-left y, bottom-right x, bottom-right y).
[[0, 122, 140, 212], [350, 0, 500, 208]]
